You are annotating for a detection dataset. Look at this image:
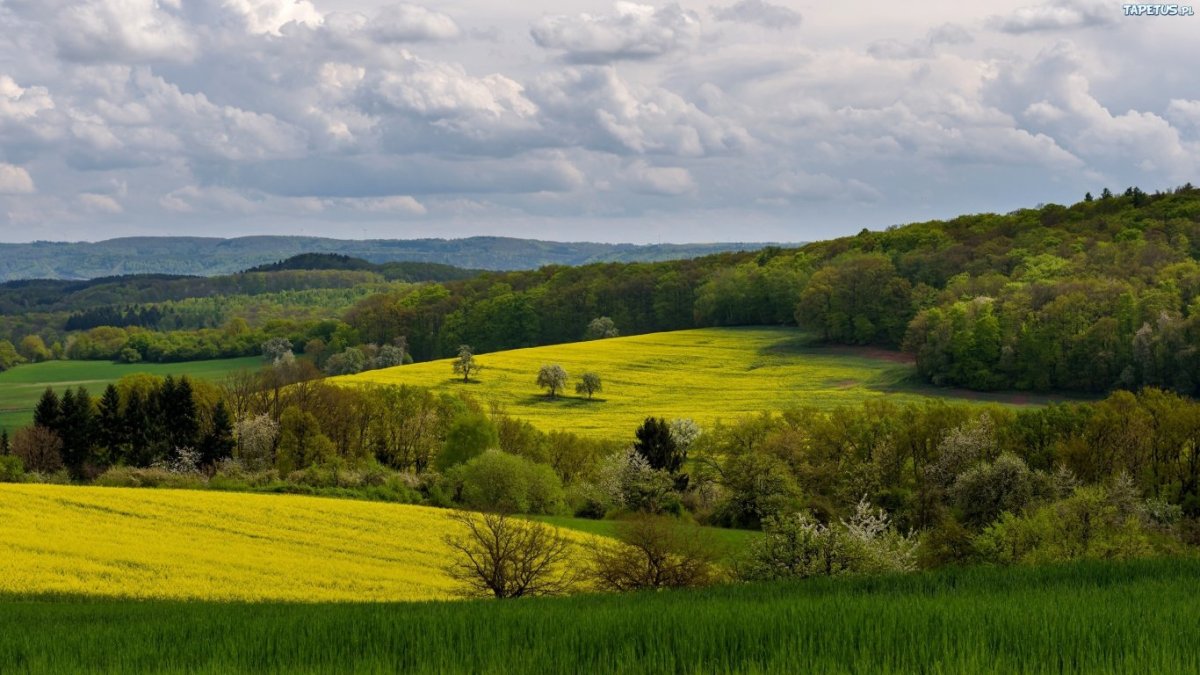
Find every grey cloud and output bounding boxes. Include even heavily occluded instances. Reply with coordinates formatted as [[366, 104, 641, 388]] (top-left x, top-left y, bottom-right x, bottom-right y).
[[530, 3, 701, 63], [868, 23, 972, 59], [202, 154, 584, 198], [988, 1, 1114, 34], [528, 67, 750, 156], [710, 0, 801, 29]]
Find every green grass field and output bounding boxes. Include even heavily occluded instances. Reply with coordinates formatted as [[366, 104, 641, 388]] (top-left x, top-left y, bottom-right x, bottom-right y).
[[339, 327, 1074, 436], [2, 557, 1196, 673], [0, 356, 262, 431]]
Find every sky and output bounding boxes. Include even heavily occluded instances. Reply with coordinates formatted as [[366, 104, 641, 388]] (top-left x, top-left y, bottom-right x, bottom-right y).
[[0, 1, 1197, 244]]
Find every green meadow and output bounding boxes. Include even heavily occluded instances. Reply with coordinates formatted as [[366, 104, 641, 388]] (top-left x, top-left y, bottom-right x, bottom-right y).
[[0, 356, 261, 431], [340, 327, 1077, 437], [2, 557, 1195, 674]]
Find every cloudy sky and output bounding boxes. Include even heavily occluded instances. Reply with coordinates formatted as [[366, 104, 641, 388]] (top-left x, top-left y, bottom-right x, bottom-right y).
[[0, 0, 1197, 243]]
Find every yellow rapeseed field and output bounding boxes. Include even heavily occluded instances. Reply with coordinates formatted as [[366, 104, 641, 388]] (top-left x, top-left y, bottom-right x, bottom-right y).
[[337, 327, 981, 437], [0, 484, 592, 602]]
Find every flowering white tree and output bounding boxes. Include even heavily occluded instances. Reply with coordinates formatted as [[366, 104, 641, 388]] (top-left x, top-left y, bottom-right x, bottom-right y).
[[740, 496, 918, 581]]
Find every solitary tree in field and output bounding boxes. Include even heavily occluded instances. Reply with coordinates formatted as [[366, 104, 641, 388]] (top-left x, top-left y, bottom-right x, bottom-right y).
[[575, 372, 602, 399], [443, 510, 578, 599], [453, 345, 482, 383], [584, 317, 619, 340], [537, 364, 568, 398]]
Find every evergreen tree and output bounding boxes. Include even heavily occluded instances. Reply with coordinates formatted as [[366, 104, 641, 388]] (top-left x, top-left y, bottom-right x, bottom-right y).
[[1, 427, 9, 456], [33, 387, 60, 431], [200, 400, 236, 468], [634, 417, 688, 490], [123, 389, 152, 466], [58, 387, 95, 477], [169, 376, 200, 452], [97, 384, 125, 460]]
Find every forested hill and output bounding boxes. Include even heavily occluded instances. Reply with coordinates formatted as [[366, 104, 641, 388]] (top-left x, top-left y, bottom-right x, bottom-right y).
[[344, 185, 1200, 396], [0, 236, 777, 281], [243, 254, 481, 282]]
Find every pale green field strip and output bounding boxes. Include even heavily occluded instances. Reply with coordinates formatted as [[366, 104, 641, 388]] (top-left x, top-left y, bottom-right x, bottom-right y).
[[339, 327, 1063, 437]]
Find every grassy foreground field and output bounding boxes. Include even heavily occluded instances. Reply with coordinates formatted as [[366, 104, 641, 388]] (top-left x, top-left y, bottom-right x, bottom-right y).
[[0, 356, 261, 431], [0, 484, 592, 602], [339, 327, 1060, 436], [1, 558, 1196, 673]]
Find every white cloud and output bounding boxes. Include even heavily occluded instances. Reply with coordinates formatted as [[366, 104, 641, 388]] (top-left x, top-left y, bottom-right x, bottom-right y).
[[79, 192, 123, 213], [371, 4, 461, 42], [531, 2, 701, 63], [710, 0, 801, 29], [54, 0, 198, 62], [624, 161, 696, 195], [0, 164, 35, 194], [0, 0, 1195, 242], [338, 195, 428, 214], [989, 1, 1114, 34], [222, 0, 323, 35]]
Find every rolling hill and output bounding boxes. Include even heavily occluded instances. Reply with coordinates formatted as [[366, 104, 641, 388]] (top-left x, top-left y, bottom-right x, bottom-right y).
[[0, 484, 594, 602], [0, 236, 780, 281], [337, 327, 1073, 437]]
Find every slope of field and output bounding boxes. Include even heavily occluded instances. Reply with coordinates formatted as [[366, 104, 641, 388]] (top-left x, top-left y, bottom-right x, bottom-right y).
[[0, 484, 591, 602], [0, 356, 260, 431], [2, 558, 1195, 673], [338, 328, 1059, 436]]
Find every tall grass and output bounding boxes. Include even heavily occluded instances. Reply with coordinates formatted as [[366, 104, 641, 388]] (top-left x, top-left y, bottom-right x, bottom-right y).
[[2, 558, 1197, 674]]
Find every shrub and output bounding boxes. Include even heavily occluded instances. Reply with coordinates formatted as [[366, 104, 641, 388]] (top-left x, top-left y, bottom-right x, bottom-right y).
[[451, 450, 566, 515], [0, 455, 24, 482], [739, 497, 918, 581], [950, 453, 1037, 527]]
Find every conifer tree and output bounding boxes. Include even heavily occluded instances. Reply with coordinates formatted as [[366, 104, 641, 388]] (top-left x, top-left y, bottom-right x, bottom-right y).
[[200, 400, 236, 468], [58, 387, 95, 477], [33, 387, 60, 431], [97, 384, 125, 459]]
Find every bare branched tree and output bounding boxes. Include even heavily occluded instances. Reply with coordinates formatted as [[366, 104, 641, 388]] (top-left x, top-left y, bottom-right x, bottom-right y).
[[590, 516, 720, 592], [443, 510, 579, 599]]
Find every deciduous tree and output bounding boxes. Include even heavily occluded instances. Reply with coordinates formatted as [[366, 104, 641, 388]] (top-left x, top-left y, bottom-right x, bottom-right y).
[[444, 510, 578, 599]]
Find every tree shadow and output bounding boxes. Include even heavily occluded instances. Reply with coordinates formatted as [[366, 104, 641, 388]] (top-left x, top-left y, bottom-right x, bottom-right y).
[[515, 394, 607, 407]]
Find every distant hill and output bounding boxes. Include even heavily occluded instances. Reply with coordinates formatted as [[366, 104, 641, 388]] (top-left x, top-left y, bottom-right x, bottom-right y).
[[244, 253, 481, 282], [0, 236, 782, 282]]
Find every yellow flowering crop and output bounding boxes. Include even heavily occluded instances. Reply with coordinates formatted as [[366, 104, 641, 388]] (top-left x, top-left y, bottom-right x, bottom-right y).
[[0, 484, 592, 602], [337, 327, 952, 436]]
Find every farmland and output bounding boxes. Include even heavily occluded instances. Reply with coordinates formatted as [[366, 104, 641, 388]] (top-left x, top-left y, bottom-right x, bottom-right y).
[[339, 327, 1070, 436], [0, 484, 593, 602], [2, 557, 1196, 674], [0, 356, 260, 431]]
